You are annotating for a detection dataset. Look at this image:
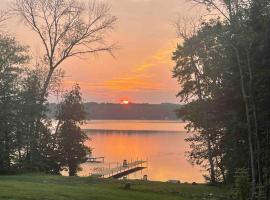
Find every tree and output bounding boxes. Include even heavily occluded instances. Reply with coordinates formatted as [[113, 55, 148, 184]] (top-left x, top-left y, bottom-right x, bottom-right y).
[[0, 34, 60, 173], [0, 34, 28, 173], [193, 1, 269, 198], [11, 0, 114, 173], [17, 67, 56, 171], [14, 0, 117, 100], [173, 20, 228, 184], [174, 0, 270, 198], [56, 84, 90, 176]]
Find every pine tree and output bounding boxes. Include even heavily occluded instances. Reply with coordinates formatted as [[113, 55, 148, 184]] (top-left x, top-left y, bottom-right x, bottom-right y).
[[56, 84, 90, 176]]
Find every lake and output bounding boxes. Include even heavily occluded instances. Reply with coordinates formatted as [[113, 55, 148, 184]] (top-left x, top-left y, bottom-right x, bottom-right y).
[[78, 120, 203, 183]]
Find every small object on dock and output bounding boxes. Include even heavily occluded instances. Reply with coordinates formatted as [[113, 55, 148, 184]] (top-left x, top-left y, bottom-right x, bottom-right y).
[[123, 160, 128, 167], [143, 175, 148, 181]]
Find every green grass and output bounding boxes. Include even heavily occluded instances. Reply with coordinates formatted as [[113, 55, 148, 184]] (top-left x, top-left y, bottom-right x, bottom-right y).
[[0, 174, 228, 200]]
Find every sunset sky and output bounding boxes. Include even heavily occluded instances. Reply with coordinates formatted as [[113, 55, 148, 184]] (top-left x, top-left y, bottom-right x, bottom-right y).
[[2, 0, 204, 103]]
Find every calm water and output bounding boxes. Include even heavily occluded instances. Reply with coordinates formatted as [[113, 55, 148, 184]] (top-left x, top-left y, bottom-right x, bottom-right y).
[[78, 120, 203, 183]]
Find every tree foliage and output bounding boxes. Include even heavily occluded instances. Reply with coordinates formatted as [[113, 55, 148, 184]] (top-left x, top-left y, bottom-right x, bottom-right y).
[[56, 85, 90, 176], [173, 0, 270, 198], [0, 35, 28, 172], [0, 35, 90, 175]]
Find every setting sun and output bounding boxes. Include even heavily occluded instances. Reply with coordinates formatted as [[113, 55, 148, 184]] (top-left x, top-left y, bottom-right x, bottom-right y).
[[121, 100, 130, 105]]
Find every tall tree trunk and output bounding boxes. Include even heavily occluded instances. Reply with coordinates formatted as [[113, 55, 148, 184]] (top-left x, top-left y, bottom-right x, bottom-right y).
[[220, 158, 227, 184], [206, 134, 216, 184], [68, 165, 76, 176], [246, 50, 263, 186], [233, 46, 257, 199], [4, 129, 10, 169], [40, 68, 54, 103]]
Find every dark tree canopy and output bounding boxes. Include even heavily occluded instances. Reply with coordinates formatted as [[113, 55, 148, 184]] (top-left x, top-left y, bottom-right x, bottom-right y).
[[174, 0, 270, 198], [56, 85, 90, 176]]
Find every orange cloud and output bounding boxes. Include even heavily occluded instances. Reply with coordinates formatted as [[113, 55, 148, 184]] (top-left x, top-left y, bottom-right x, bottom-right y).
[[105, 75, 162, 91], [152, 46, 174, 64], [134, 63, 155, 72], [60, 41, 178, 103], [63, 76, 162, 92], [133, 42, 176, 74]]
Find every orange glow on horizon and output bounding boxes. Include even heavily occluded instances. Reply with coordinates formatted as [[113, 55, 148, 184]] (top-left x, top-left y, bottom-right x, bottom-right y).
[[121, 99, 130, 104]]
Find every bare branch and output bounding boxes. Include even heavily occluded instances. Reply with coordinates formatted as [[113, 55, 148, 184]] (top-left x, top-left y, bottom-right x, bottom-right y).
[[0, 10, 11, 28], [189, 0, 252, 22], [175, 16, 201, 40], [189, 0, 231, 22], [13, 0, 117, 100]]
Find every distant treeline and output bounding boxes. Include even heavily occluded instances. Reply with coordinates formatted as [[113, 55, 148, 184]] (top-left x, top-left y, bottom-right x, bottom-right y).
[[48, 103, 182, 120]]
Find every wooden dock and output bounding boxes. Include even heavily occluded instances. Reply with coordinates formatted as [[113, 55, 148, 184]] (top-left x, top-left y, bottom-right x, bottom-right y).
[[92, 160, 147, 179]]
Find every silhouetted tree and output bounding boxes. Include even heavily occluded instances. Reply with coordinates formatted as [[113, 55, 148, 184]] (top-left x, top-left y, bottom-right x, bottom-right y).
[[0, 34, 28, 173], [174, 0, 270, 198], [56, 85, 90, 176]]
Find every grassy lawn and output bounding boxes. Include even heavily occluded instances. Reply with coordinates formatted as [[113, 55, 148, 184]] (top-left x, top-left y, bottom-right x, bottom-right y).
[[0, 174, 228, 200]]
